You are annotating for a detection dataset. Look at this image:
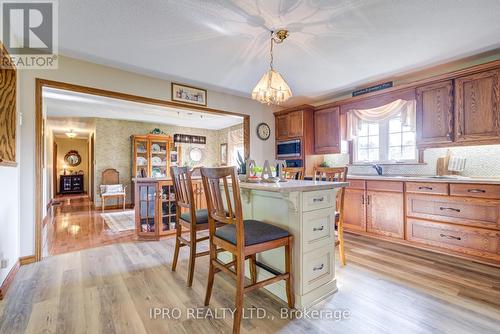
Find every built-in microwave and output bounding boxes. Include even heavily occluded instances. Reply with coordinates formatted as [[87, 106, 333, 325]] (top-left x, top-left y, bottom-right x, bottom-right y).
[[276, 139, 301, 159]]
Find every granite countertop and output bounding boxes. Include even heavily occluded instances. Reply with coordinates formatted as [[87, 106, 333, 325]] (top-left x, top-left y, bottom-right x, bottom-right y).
[[132, 176, 202, 182], [346, 174, 500, 185], [238, 180, 349, 193]]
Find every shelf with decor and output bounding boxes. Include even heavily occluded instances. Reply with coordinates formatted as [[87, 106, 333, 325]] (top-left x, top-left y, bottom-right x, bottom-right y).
[[131, 134, 181, 179]]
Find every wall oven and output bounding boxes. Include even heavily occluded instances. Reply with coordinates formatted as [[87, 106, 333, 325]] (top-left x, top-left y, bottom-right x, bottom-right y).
[[276, 139, 301, 159]]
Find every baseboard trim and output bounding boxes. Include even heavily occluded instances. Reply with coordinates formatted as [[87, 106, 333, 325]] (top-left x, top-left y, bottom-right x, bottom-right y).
[[0, 260, 20, 300], [94, 203, 134, 210], [19, 255, 36, 266]]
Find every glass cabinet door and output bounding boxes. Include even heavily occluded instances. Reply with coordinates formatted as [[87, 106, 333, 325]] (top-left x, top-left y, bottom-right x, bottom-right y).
[[159, 182, 176, 235], [168, 142, 180, 176], [135, 139, 149, 178], [150, 139, 168, 178], [138, 183, 157, 236]]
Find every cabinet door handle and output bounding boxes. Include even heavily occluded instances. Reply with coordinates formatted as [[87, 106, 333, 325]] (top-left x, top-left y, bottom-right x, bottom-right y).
[[313, 197, 325, 203], [313, 226, 324, 232], [418, 186, 433, 190], [313, 264, 324, 271], [367, 195, 370, 205], [440, 233, 461, 241], [468, 189, 486, 193], [361, 195, 365, 205], [439, 206, 461, 213]]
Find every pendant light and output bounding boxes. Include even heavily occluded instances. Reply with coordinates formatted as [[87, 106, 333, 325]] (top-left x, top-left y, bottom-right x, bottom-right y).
[[251, 30, 292, 105]]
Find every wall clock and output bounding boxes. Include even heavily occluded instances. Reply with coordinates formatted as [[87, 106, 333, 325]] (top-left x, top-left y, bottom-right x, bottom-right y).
[[257, 123, 271, 141]]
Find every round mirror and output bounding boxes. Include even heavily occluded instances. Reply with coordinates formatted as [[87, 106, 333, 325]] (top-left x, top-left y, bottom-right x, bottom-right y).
[[64, 150, 81, 167], [189, 147, 203, 163]]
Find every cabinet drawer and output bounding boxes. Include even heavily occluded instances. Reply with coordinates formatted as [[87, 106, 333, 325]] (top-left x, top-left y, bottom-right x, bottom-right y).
[[407, 218, 500, 261], [302, 208, 335, 252], [406, 182, 448, 195], [346, 179, 365, 190], [450, 183, 500, 199], [302, 247, 334, 293], [367, 181, 403, 192], [406, 194, 500, 230], [302, 189, 335, 212]]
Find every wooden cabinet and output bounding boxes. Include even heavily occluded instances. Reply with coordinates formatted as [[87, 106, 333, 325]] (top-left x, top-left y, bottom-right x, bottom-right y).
[[314, 107, 340, 154], [366, 190, 404, 239], [455, 69, 500, 143], [343, 188, 366, 232], [416, 80, 454, 146], [132, 134, 181, 179], [59, 175, 84, 194], [288, 111, 304, 137], [276, 115, 290, 140]]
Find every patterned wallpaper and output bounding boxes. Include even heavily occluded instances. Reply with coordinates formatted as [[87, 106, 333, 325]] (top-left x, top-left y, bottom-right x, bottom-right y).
[[324, 144, 500, 177], [94, 118, 243, 204]]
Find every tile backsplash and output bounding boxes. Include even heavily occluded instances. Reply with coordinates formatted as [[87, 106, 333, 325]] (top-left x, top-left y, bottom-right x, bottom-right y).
[[324, 144, 500, 177]]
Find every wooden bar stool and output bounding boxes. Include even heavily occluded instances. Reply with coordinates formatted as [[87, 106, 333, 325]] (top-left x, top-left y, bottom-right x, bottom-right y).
[[170, 166, 211, 287], [200, 166, 294, 334], [313, 166, 348, 266], [282, 166, 305, 180]]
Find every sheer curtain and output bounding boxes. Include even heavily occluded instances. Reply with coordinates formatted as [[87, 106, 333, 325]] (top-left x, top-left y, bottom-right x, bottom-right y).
[[347, 99, 416, 140], [228, 127, 244, 165]]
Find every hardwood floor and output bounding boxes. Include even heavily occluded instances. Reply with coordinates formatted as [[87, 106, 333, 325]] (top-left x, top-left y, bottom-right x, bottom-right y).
[[46, 195, 135, 256], [1, 232, 499, 333]]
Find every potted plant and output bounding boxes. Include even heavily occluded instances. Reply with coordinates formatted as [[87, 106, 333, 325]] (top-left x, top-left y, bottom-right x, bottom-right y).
[[236, 152, 247, 181]]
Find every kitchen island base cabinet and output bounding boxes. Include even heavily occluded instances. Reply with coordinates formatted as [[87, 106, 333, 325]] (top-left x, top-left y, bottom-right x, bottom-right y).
[[217, 181, 347, 309]]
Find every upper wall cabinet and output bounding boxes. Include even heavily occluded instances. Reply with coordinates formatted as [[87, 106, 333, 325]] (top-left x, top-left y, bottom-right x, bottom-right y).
[[275, 110, 304, 140], [314, 107, 340, 154], [416, 80, 454, 147], [454, 69, 500, 143]]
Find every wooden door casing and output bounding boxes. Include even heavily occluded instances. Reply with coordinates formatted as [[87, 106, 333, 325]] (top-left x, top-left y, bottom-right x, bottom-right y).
[[314, 107, 340, 154], [366, 191, 404, 239], [416, 80, 454, 146], [455, 69, 500, 143]]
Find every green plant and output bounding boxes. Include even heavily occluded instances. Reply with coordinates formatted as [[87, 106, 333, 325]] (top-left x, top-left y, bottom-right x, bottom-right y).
[[319, 161, 330, 167]]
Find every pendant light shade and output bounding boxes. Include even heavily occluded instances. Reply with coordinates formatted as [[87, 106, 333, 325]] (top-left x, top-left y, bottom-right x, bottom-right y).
[[251, 69, 292, 105], [252, 30, 292, 105]]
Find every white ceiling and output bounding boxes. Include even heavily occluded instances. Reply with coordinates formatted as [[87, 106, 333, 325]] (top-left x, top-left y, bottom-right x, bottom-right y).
[[44, 87, 244, 137], [57, 0, 500, 104]]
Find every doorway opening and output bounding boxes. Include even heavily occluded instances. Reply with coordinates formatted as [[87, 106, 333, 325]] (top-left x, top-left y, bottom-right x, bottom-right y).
[[37, 80, 249, 259]]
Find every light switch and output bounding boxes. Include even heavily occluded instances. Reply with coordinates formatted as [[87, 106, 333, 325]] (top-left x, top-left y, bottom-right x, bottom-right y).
[[0, 258, 9, 269]]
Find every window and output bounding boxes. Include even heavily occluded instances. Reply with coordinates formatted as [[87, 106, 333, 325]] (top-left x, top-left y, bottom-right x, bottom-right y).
[[354, 113, 416, 163]]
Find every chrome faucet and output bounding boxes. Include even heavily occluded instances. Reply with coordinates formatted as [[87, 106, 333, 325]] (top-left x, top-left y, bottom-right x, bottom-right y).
[[372, 164, 383, 176]]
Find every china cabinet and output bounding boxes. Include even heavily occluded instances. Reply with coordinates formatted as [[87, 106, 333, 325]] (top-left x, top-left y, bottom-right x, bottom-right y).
[[131, 134, 181, 179]]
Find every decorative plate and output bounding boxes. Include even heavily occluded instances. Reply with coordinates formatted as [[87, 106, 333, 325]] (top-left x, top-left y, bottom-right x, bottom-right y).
[[151, 143, 161, 152], [152, 156, 162, 165], [137, 157, 147, 166]]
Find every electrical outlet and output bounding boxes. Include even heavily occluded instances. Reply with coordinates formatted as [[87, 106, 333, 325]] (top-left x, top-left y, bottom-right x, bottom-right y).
[[0, 258, 9, 269]]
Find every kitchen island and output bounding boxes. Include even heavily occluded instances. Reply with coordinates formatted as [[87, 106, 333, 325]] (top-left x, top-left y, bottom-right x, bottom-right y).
[[219, 179, 348, 309]]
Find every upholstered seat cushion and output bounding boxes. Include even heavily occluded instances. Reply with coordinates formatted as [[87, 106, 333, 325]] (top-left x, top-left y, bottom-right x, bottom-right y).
[[215, 220, 290, 246], [102, 192, 125, 197], [180, 209, 209, 224]]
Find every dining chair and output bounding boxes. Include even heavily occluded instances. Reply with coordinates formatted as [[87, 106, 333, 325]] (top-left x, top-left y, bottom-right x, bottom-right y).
[[200, 166, 294, 334], [313, 166, 348, 266], [170, 166, 211, 287], [282, 166, 305, 180]]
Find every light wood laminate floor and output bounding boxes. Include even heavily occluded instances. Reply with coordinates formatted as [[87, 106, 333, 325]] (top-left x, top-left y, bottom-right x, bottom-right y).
[[1, 232, 500, 333]]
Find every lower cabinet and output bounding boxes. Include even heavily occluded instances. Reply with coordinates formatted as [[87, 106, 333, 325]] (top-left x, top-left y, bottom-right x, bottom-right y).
[[366, 190, 404, 239], [344, 188, 366, 232], [407, 218, 500, 262]]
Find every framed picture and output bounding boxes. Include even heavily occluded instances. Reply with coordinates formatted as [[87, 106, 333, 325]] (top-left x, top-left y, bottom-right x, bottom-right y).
[[171, 83, 207, 106], [220, 143, 228, 166]]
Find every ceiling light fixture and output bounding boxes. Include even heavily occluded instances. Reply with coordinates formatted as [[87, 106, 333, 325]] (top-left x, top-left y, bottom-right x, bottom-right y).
[[65, 129, 77, 138], [252, 29, 292, 105]]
